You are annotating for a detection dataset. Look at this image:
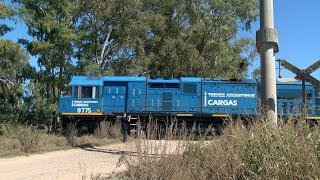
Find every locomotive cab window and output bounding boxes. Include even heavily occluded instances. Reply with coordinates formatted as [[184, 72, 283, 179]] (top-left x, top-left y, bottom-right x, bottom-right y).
[[73, 86, 79, 98], [72, 86, 100, 99]]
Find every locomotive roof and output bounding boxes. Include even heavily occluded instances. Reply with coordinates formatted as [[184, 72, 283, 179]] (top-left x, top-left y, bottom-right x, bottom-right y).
[[276, 80, 313, 86], [149, 78, 180, 83], [202, 78, 256, 84], [70, 76, 316, 87], [70, 76, 103, 86], [180, 77, 202, 82], [103, 76, 146, 81]]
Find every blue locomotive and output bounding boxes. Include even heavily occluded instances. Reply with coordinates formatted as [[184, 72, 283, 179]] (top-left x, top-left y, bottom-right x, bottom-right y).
[[57, 76, 320, 133]]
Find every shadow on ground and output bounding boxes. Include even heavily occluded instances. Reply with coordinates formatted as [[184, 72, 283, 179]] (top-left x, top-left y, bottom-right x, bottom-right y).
[[78, 143, 165, 158]]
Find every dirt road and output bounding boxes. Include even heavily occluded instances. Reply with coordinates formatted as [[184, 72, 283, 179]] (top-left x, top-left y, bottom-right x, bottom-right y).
[[0, 143, 130, 180]]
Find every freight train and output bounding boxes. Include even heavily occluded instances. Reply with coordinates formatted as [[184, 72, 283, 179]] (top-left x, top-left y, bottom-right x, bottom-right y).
[[57, 76, 320, 133]]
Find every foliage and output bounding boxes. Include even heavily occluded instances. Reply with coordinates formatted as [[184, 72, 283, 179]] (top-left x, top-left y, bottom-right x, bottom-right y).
[[132, 0, 258, 78], [73, 0, 258, 78], [0, 2, 32, 123], [0, 39, 30, 95], [0, 2, 15, 36], [11, 0, 77, 125], [252, 67, 261, 78]]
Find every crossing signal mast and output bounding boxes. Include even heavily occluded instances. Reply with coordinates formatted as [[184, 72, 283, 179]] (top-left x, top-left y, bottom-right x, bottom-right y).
[[256, 0, 279, 125]]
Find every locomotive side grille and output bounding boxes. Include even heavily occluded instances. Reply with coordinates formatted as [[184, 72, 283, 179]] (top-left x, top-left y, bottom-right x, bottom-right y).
[[162, 92, 172, 110], [183, 83, 197, 94], [163, 102, 172, 110]]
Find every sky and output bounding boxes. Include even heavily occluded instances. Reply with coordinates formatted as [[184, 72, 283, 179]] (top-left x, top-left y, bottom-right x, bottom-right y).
[[247, 0, 320, 79], [3, 0, 320, 79]]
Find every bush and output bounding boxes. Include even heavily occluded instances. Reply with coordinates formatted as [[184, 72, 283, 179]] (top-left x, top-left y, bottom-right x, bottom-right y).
[[17, 126, 40, 153], [16, 126, 41, 153], [1, 122, 41, 153]]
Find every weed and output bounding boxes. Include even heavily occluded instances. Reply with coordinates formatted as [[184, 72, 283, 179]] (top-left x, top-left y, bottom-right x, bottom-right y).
[[66, 122, 78, 146], [94, 121, 122, 139], [16, 126, 41, 153]]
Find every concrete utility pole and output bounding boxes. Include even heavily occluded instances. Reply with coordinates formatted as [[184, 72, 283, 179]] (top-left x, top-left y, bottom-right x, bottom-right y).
[[256, 0, 279, 125]]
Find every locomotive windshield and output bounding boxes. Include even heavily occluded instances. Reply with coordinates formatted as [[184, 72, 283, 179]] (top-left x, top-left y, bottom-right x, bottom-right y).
[[72, 86, 100, 99]]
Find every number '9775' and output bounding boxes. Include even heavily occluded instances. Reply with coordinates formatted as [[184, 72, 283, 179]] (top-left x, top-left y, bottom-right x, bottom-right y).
[[77, 108, 91, 113]]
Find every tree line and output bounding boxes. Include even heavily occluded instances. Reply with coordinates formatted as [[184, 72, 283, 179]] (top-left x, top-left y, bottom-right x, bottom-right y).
[[0, 0, 258, 127]]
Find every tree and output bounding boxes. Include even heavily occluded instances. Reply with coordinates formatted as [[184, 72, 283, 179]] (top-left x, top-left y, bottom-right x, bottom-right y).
[[73, 0, 258, 79], [12, 0, 78, 126], [0, 39, 30, 106], [0, 2, 32, 122], [131, 0, 258, 78], [73, 0, 143, 76], [0, 2, 15, 36], [14, 0, 77, 111]]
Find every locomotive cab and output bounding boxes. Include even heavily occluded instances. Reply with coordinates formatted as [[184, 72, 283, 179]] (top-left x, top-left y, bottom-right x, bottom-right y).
[[70, 85, 101, 113], [58, 76, 104, 133]]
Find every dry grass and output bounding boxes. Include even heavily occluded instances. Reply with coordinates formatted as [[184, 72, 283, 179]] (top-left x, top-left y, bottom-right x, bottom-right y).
[[94, 120, 122, 139], [113, 117, 320, 180], [66, 122, 78, 146], [0, 123, 69, 157], [0, 122, 122, 158], [116, 118, 196, 180]]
